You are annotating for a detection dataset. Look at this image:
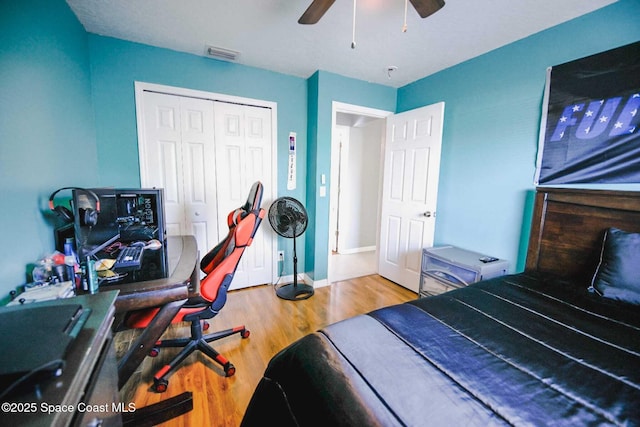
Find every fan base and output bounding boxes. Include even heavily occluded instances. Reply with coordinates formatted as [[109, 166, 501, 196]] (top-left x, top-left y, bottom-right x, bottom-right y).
[[275, 282, 314, 301]]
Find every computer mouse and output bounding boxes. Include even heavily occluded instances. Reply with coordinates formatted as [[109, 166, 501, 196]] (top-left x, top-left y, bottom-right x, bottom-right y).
[[145, 239, 163, 250]]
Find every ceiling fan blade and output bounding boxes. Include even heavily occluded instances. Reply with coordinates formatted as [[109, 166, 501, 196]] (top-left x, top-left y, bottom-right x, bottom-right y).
[[409, 0, 445, 19], [298, 0, 336, 25]]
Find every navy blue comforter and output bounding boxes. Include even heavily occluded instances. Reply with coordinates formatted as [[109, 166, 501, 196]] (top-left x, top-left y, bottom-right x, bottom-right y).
[[242, 273, 640, 426]]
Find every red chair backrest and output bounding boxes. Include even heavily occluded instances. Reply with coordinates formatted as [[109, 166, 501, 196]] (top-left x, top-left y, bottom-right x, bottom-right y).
[[198, 182, 264, 303]]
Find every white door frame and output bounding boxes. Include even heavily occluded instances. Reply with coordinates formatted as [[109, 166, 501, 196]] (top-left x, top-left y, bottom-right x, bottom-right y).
[[328, 101, 392, 284], [134, 81, 279, 282]]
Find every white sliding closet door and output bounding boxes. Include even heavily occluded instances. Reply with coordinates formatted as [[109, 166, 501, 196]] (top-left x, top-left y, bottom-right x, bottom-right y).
[[140, 92, 219, 257], [213, 101, 273, 290], [138, 89, 274, 289]]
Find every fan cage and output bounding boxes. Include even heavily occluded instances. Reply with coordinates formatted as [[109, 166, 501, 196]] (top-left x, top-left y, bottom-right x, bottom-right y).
[[268, 197, 308, 239]]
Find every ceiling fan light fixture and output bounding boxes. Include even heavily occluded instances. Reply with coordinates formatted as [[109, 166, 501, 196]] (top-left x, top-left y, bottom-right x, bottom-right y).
[[204, 45, 240, 61], [299, 0, 444, 24]]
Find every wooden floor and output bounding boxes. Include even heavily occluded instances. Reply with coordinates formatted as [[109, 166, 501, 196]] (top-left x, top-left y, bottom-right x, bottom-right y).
[[116, 275, 416, 426]]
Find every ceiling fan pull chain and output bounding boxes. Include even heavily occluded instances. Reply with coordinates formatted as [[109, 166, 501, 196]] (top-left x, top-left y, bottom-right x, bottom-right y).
[[402, 0, 408, 32], [351, 0, 357, 49]]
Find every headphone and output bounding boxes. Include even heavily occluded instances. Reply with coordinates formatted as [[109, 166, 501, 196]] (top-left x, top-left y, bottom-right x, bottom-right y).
[[49, 187, 101, 227]]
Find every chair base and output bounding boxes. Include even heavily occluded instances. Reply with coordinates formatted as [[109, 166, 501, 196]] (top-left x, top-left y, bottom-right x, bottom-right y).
[[149, 322, 249, 392], [275, 282, 315, 301]]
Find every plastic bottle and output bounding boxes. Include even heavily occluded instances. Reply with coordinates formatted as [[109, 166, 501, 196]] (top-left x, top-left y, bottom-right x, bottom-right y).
[[63, 238, 76, 284], [86, 257, 98, 294]]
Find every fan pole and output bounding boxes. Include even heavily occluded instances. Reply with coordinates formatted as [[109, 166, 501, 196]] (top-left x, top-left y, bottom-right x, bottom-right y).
[[292, 234, 298, 287], [276, 235, 314, 301]]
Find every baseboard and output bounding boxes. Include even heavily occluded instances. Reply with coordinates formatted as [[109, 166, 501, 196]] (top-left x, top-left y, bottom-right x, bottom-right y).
[[336, 246, 376, 255], [308, 274, 329, 288], [274, 274, 329, 289]]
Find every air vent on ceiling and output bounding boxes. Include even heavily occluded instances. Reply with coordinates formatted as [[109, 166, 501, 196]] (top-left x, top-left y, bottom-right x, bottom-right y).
[[204, 45, 240, 61]]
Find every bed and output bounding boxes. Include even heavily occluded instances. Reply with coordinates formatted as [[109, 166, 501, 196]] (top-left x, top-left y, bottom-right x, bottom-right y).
[[241, 187, 640, 426]]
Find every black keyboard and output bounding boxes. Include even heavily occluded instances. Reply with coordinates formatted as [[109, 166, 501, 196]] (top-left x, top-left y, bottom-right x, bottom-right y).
[[114, 245, 144, 271]]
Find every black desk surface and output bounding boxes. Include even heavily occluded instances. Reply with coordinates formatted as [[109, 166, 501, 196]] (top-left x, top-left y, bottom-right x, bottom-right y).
[[2, 291, 119, 427]]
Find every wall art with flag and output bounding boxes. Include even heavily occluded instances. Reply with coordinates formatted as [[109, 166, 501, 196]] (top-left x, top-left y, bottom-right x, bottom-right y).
[[535, 41, 640, 185]]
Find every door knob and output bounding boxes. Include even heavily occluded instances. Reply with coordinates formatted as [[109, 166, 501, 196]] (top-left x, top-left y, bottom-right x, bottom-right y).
[[423, 211, 434, 217], [195, 211, 201, 216]]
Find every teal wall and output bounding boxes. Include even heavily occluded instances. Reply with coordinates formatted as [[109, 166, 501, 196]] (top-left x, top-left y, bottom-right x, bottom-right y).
[[0, 0, 98, 300], [304, 71, 396, 280], [397, 0, 640, 271]]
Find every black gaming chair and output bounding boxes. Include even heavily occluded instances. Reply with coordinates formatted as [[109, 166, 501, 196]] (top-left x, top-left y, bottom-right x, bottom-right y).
[[126, 181, 265, 392]]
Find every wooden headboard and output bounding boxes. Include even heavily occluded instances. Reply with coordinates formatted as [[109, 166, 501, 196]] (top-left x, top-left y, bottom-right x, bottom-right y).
[[525, 187, 640, 284]]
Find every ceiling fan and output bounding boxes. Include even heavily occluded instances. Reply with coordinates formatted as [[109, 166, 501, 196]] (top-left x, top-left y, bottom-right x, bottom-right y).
[[298, 0, 445, 24]]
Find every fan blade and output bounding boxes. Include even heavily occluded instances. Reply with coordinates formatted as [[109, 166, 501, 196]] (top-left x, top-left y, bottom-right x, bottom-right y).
[[409, 0, 445, 19], [276, 199, 288, 216], [298, 0, 336, 24]]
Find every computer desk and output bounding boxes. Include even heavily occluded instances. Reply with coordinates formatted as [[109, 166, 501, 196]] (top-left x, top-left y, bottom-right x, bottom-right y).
[[3, 236, 198, 426], [2, 291, 120, 427], [99, 235, 199, 424], [102, 235, 199, 388]]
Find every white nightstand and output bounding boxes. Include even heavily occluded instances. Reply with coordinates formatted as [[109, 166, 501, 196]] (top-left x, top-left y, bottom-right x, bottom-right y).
[[419, 246, 509, 297]]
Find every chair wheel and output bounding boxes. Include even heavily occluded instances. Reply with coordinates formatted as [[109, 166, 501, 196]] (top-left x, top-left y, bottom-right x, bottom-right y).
[[149, 347, 160, 357], [241, 329, 250, 339], [153, 378, 168, 393], [224, 363, 236, 377]]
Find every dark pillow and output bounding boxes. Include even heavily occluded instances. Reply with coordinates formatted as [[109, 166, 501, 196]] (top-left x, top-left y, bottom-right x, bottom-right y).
[[590, 227, 640, 305]]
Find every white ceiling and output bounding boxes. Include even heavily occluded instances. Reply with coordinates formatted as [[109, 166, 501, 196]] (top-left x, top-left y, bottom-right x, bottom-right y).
[[66, 0, 616, 88]]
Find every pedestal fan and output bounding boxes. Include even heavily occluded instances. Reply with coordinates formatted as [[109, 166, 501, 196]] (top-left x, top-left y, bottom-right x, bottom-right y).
[[268, 197, 314, 300]]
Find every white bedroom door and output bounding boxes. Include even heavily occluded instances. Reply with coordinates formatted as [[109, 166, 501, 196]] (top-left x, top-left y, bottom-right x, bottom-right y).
[[378, 102, 444, 292]]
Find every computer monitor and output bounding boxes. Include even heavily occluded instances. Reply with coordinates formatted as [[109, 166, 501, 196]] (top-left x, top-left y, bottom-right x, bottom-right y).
[[114, 188, 168, 283], [116, 188, 166, 242], [73, 187, 168, 284]]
